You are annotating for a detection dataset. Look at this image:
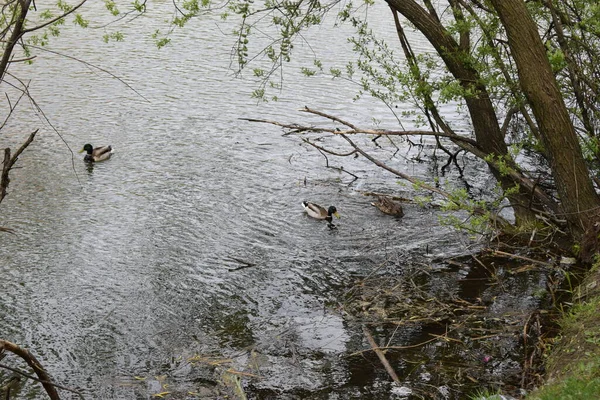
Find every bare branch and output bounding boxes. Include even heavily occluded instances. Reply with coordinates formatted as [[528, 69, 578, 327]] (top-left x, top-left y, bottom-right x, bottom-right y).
[[301, 137, 357, 157], [0, 130, 37, 205], [241, 113, 479, 146], [0, 339, 60, 399], [301, 138, 359, 183], [339, 133, 451, 198], [7, 55, 36, 63], [0, 84, 27, 131], [24, 44, 150, 103], [299, 106, 360, 130]]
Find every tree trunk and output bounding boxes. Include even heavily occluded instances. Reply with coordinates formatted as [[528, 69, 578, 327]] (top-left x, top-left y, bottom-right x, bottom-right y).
[[385, 0, 537, 225], [0, 0, 32, 82], [489, 0, 600, 239]]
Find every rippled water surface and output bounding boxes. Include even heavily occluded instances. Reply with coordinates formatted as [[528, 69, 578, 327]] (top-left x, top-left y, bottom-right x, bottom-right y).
[[0, 2, 485, 399]]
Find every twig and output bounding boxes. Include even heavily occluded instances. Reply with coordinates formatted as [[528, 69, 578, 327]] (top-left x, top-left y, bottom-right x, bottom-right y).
[[0, 363, 85, 399], [226, 257, 257, 271], [489, 249, 554, 266], [362, 325, 400, 383], [361, 191, 411, 203], [297, 138, 359, 182], [23, 45, 150, 103], [301, 137, 357, 157], [339, 133, 450, 198], [3, 72, 81, 186]]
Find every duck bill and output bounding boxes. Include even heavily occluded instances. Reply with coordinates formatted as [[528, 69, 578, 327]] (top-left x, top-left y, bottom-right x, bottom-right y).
[[78, 148, 85, 153], [334, 212, 340, 219]]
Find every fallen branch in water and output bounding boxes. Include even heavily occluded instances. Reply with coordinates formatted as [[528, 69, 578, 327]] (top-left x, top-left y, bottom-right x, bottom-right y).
[[347, 336, 440, 357], [362, 325, 400, 384], [488, 249, 554, 267]]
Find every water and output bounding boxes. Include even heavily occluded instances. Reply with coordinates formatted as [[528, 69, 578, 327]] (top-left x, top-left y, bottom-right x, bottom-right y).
[[0, 2, 520, 399]]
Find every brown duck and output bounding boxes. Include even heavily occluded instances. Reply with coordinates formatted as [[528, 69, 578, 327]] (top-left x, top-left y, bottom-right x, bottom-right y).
[[371, 196, 404, 217]]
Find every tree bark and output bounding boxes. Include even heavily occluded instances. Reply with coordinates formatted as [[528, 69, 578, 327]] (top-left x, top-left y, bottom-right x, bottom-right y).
[[489, 0, 600, 238], [385, 0, 538, 225], [0, 0, 32, 82]]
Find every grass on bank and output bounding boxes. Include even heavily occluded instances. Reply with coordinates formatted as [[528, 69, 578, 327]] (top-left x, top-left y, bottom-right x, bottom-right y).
[[527, 277, 600, 399]]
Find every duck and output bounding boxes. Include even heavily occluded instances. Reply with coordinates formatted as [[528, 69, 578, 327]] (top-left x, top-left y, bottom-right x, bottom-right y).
[[79, 144, 114, 162], [371, 195, 404, 217], [302, 201, 340, 222]]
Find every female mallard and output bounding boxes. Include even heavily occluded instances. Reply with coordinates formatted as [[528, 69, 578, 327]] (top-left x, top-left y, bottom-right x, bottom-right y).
[[302, 201, 340, 222], [371, 195, 404, 217], [79, 144, 114, 162]]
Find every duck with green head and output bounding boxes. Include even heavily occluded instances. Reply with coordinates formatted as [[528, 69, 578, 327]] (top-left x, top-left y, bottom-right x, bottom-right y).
[[302, 201, 340, 223], [79, 144, 114, 162]]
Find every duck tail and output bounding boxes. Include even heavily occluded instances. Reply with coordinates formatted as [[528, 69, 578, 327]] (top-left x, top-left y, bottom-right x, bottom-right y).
[[302, 201, 308, 208]]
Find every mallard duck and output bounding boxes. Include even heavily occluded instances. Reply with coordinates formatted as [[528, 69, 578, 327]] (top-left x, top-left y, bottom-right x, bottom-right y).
[[79, 144, 114, 162], [302, 201, 340, 222], [371, 195, 404, 217]]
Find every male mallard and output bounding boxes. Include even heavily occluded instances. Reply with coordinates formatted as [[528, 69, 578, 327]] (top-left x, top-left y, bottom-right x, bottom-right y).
[[79, 144, 114, 162], [302, 201, 340, 222], [371, 195, 404, 217]]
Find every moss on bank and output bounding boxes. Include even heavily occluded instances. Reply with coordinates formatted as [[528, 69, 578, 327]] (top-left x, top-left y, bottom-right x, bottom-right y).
[[527, 270, 600, 399]]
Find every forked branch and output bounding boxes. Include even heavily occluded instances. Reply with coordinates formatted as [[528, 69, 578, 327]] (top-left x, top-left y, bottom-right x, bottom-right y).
[[0, 129, 37, 206]]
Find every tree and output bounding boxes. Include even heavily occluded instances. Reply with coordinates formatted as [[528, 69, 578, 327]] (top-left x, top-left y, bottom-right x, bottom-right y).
[[487, 0, 600, 239]]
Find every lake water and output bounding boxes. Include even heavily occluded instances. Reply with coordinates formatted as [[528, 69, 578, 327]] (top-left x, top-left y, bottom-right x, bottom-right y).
[[0, 2, 483, 398]]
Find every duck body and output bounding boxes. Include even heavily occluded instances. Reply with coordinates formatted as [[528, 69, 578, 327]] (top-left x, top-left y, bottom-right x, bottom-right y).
[[80, 144, 114, 162], [302, 201, 340, 222], [371, 196, 404, 217]]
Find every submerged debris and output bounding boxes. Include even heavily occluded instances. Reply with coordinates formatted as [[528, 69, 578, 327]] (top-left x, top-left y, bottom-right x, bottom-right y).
[[339, 248, 573, 399]]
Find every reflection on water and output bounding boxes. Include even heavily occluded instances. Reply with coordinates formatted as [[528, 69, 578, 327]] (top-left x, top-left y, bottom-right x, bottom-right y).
[[0, 2, 478, 399]]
